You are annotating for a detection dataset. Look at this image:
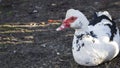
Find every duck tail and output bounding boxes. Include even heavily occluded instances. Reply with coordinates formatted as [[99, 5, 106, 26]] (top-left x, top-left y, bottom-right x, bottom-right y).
[[96, 11, 112, 20]]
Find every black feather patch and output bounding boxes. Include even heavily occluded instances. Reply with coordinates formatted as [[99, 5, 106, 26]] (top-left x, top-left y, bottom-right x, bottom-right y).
[[89, 15, 113, 26], [75, 34, 85, 51], [76, 43, 85, 51], [77, 45, 81, 51], [104, 24, 117, 41], [81, 43, 84, 47], [90, 31, 97, 38], [76, 39, 79, 44], [75, 34, 84, 44], [76, 34, 84, 40]]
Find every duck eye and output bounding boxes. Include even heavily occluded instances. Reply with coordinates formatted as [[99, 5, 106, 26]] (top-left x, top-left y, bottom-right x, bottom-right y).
[[70, 17, 77, 21], [71, 17, 75, 20]]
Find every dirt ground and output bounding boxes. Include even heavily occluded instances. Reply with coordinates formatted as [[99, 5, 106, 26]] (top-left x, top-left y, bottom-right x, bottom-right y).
[[0, 0, 120, 68]]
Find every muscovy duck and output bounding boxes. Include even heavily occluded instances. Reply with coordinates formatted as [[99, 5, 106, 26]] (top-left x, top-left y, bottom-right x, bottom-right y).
[[56, 9, 120, 66]]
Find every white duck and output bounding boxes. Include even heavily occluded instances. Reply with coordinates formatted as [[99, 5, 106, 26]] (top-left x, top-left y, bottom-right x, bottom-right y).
[[56, 9, 120, 66]]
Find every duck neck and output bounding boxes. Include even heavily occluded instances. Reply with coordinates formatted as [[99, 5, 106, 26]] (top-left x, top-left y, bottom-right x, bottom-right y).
[[75, 29, 88, 35]]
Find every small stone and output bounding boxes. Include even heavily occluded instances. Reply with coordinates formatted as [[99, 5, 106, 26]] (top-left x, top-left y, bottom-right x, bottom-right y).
[[33, 10, 38, 13], [43, 63, 46, 66], [13, 50, 17, 53], [57, 52, 60, 55], [41, 44, 46, 47], [51, 3, 57, 6]]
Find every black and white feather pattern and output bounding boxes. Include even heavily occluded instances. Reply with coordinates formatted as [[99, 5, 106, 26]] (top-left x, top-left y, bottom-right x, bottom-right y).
[[72, 10, 120, 66]]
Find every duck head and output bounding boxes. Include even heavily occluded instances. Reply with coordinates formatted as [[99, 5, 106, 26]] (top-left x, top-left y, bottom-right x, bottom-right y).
[[56, 9, 89, 31]]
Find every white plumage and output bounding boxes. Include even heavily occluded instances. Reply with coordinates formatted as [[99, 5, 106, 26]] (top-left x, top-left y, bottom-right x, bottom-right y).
[[56, 9, 120, 66]]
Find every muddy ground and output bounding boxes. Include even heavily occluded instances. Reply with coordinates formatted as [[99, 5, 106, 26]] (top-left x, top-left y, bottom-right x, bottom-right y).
[[0, 0, 120, 68]]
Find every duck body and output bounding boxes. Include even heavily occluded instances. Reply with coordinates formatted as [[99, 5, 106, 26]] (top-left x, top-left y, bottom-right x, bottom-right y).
[[72, 15, 120, 66], [56, 9, 120, 66]]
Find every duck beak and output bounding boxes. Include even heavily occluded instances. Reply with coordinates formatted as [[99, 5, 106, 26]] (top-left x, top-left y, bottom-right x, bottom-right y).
[[56, 24, 66, 31], [56, 19, 71, 31], [56, 20, 70, 31]]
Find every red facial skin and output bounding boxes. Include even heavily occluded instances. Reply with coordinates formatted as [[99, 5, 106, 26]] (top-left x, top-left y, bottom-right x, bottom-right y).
[[63, 16, 77, 27], [56, 16, 77, 31]]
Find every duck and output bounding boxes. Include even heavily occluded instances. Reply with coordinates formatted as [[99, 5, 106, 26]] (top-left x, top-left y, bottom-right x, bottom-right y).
[[56, 9, 120, 66]]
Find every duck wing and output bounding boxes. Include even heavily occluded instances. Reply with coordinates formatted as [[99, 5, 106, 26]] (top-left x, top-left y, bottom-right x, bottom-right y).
[[89, 11, 117, 41]]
